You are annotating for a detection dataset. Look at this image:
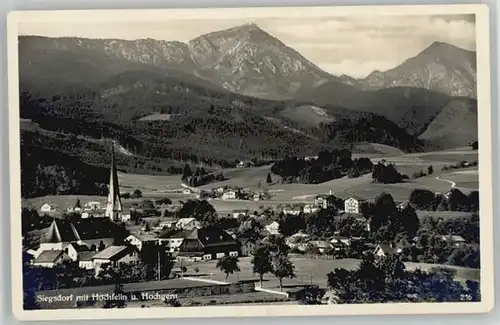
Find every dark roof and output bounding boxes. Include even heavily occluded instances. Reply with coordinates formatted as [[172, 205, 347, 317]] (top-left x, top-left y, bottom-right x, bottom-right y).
[[158, 228, 194, 239], [41, 218, 127, 244], [41, 219, 80, 243], [376, 244, 397, 254], [195, 227, 237, 246], [69, 243, 90, 252], [78, 251, 96, 261], [34, 250, 64, 264]]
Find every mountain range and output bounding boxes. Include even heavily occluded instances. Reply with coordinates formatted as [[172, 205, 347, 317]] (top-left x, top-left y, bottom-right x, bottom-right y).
[[18, 23, 478, 196]]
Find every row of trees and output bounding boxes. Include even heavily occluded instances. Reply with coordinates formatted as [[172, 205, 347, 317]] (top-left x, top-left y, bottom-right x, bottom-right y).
[[181, 164, 227, 187], [409, 188, 479, 212], [271, 149, 374, 184], [325, 254, 480, 303]]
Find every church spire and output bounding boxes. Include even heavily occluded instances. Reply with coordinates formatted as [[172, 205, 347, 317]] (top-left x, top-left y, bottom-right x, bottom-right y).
[[105, 143, 123, 221]]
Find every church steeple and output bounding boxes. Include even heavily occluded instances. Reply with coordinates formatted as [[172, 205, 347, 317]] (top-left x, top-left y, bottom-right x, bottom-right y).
[[105, 144, 123, 221]]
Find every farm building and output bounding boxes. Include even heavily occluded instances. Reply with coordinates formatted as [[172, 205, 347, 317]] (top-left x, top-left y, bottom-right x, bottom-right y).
[[40, 203, 57, 213], [126, 233, 161, 251], [32, 250, 69, 268], [176, 217, 201, 230], [92, 245, 139, 274], [221, 190, 237, 200], [176, 227, 241, 261], [344, 197, 361, 214], [373, 243, 402, 257]]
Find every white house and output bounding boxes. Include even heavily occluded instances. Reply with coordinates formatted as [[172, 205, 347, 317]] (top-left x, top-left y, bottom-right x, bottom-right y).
[[154, 218, 177, 230], [221, 190, 236, 200], [373, 244, 402, 257], [176, 218, 201, 230], [303, 204, 319, 214], [66, 243, 91, 262], [232, 209, 249, 219], [282, 206, 302, 216], [40, 203, 57, 213], [126, 233, 160, 251], [84, 201, 102, 211], [92, 246, 139, 274], [309, 240, 332, 254], [182, 188, 193, 195], [264, 221, 280, 235], [344, 197, 360, 214]]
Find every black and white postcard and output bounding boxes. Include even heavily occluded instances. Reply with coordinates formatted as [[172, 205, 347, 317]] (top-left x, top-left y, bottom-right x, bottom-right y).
[[7, 4, 493, 321]]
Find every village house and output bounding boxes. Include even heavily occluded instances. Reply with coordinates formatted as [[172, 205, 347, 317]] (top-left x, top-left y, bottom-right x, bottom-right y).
[[232, 209, 249, 219], [83, 201, 102, 211], [78, 251, 96, 270], [34, 218, 127, 257], [309, 240, 332, 254], [344, 197, 361, 214], [176, 217, 201, 230], [154, 218, 177, 230], [260, 220, 280, 235], [303, 204, 319, 214], [157, 228, 190, 252], [239, 237, 258, 256], [439, 235, 467, 247], [40, 203, 58, 213], [221, 190, 237, 200], [32, 250, 69, 268], [176, 227, 241, 261], [126, 232, 160, 251], [330, 237, 352, 247], [286, 232, 310, 252], [92, 245, 139, 274], [282, 206, 302, 216], [373, 243, 403, 257], [182, 188, 193, 195], [65, 243, 92, 262]]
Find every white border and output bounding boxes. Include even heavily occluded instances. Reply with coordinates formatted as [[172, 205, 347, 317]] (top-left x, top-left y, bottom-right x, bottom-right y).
[[7, 4, 494, 321]]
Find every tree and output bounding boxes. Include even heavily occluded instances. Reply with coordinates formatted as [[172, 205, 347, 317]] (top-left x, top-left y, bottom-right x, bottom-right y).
[[216, 256, 240, 281], [266, 172, 273, 184], [271, 253, 295, 291], [132, 189, 142, 198], [74, 197, 81, 209], [182, 164, 193, 181], [251, 244, 272, 287], [98, 240, 106, 251], [427, 165, 434, 175], [177, 199, 217, 226], [470, 141, 478, 150], [409, 189, 437, 210]]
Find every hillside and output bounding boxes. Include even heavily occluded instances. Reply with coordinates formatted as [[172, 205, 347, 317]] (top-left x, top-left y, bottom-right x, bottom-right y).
[[357, 41, 477, 98], [19, 24, 335, 99], [418, 98, 478, 148], [295, 84, 468, 136]]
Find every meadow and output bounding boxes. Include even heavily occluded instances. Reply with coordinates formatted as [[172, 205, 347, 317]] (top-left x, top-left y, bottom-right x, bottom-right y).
[[23, 147, 479, 213]]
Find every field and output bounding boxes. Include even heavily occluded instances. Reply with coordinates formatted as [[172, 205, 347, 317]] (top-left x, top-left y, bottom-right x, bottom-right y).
[[23, 147, 479, 213], [180, 257, 479, 291]]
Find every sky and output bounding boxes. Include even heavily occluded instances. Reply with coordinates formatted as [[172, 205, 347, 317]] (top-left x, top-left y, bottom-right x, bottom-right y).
[[19, 14, 476, 78]]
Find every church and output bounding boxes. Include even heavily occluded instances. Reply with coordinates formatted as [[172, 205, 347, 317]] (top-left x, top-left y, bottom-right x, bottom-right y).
[[105, 145, 131, 222]]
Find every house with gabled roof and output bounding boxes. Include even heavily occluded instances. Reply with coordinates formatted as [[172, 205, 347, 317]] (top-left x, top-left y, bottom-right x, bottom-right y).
[[66, 243, 91, 261], [40, 203, 58, 213], [38, 218, 128, 253], [373, 243, 402, 257], [176, 227, 241, 261], [32, 250, 69, 268], [176, 217, 201, 230], [126, 232, 160, 251], [92, 245, 139, 274]]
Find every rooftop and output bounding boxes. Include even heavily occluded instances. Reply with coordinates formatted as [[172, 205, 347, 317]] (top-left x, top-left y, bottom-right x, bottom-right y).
[[92, 246, 129, 260], [33, 250, 64, 264]]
